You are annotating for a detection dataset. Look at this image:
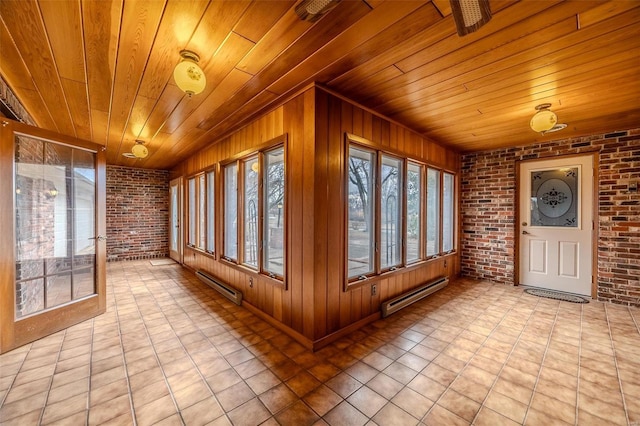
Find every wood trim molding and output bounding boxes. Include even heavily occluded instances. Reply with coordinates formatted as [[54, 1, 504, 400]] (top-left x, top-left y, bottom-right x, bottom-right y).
[[0, 119, 16, 353], [244, 298, 381, 352], [242, 300, 314, 350], [312, 311, 381, 351]]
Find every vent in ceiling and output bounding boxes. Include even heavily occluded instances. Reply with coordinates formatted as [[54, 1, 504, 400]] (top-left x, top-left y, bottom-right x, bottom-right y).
[[295, 0, 341, 22], [450, 0, 492, 37]]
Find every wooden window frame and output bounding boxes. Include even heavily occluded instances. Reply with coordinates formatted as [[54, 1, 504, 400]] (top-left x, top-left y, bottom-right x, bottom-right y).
[[344, 133, 457, 290], [379, 153, 404, 273], [442, 171, 456, 254], [186, 166, 216, 257], [426, 167, 441, 258], [406, 161, 424, 265], [262, 146, 286, 281], [346, 143, 377, 281], [222, 162, 239, 262], [221, 136, 287, 285], [205, 168, 216, 255]]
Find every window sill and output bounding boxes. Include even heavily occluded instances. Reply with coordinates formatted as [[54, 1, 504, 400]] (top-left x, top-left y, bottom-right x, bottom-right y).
[[219, 257, 286, 289], [344, 251, 456, 291], [186, 245, 216, 260]]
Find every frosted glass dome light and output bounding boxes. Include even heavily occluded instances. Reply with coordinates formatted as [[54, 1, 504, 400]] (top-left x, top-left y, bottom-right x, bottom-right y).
[[131, 140, 148, 159], [530, 103, 558, 133], [174, 50, 206, 97]]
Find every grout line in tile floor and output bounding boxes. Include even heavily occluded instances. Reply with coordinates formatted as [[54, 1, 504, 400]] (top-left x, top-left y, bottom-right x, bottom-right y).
[[606, 303, 631, 426], [111, 269, 142, 426], [130, 267, 225, 425], [1, 260, 639, 426], [419, 283, 531, 424], [36, 330, 64, 425], [573, 300, 584, 426], [473, 292, 543, 425], [519, 295, 559, 425]]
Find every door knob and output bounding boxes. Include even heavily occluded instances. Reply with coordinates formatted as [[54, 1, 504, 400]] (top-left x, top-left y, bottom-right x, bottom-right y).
[[522, 230, 529, 235]]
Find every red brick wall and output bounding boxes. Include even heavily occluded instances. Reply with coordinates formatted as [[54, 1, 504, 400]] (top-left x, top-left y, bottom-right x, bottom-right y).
[[461, 129, 640, 307], [106, 166, 169, 261]]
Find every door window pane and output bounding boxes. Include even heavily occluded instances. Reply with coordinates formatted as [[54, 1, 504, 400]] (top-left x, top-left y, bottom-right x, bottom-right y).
[[406, 162, 421, 263], [348, 146, 375, 278], [264, 147, 285, 276], [206, 171, 215, 253], [73, 267, 94, 299], [224, 163, 238, 260], [381, 155, 402, 269], [14, 135, 96, 318], [530, 168, 579, 227], [443, 172, 455, 252], [243, 157, 259, 268], [427, 168, 440, 256], [72, 149, 96, 299]]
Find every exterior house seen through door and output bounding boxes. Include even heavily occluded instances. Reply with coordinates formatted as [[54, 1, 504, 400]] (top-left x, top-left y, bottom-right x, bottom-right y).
[[518, 155, 595, 297]]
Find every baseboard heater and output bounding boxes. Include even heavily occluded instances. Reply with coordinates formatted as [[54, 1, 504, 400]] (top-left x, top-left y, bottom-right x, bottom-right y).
[[196, 270, 243, 305], [381, 276, 449, 318]]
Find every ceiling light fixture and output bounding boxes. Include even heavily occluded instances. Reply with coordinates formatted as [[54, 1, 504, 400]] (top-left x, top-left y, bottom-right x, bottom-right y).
[[173, 50, 206, 97], [530, 103, 560, 134], [123, 140, 148, 159], [450, 0, 492, 37], [542, 123, 568, 134]]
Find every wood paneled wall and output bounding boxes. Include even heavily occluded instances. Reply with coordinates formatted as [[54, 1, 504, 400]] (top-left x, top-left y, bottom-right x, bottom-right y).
[[172, 86, 460, 349], [313, 88, 459, 345]]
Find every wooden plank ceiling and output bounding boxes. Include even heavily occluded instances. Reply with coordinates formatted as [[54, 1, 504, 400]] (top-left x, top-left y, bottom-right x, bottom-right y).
[[1, 0, 639, 169]]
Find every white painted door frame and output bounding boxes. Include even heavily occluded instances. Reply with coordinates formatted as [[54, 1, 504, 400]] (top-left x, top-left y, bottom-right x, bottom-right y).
[[516, 153, 597, 297]]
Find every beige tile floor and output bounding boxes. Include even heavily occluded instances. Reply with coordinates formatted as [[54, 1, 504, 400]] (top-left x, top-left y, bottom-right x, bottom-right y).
[[1, 260, 639, 426]]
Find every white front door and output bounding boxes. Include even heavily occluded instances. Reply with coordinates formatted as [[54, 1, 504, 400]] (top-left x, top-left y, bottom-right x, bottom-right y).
[[169, 177, 182, 263], [519, 155, 594, 296]]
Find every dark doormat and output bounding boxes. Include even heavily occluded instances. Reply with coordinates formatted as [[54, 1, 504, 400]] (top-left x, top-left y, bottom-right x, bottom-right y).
[[524, 288, 589, 303]]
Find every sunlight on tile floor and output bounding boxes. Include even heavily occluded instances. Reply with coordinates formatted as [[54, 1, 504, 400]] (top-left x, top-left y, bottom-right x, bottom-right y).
[[1, 260, 639, 425]]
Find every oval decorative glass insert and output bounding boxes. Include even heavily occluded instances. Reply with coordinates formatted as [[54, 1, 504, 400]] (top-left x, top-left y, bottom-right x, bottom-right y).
[[536, 178, 572, 218]]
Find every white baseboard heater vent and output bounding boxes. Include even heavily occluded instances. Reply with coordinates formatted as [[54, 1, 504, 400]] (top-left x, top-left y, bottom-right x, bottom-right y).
[[196, 270, 243, 305], [381, 276, 449, 318]]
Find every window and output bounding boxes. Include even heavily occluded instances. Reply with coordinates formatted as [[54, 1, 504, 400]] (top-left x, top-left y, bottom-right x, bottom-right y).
[[187, 170, 215, 253], [206, 170, 215, 253], [426, 168, 440, 257], [222, 139, 286, 281], [345, 137, 456, 284], [198, 174, 206, 250], [443, 172, 455, 252], [348, 146, 375, 278], [264, 147, 285, 277], [406, 162, 422, 263], [188, 177, 196, 247], [243, 157, 259, 269], [381, 155, 402, 270], [224, 163, 238, 261]]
